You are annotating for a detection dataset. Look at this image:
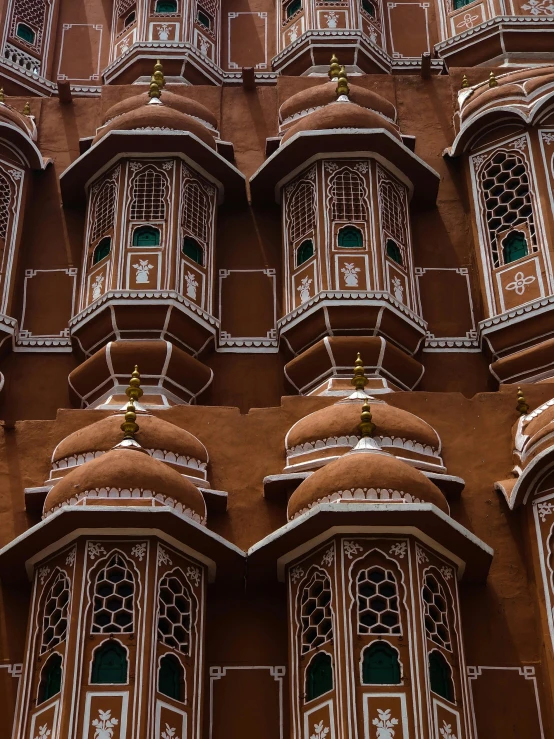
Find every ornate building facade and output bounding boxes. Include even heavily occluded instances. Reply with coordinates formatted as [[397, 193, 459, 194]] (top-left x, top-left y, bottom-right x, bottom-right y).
[[0, 0, 554, 737]]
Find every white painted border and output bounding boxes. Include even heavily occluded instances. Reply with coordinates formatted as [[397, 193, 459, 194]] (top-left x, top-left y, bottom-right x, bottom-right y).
[[155, 698, 187, 737], [362, 692, 409, 739], [303, 697, 336, 739], [83, 690, 129, 739], [227, 12, 268, 69]]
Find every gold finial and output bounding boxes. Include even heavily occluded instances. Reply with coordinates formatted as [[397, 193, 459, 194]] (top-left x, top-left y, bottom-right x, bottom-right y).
[[329, 54, 340, 81], [359, 398, 375, 438], [461, 74, 469, 89], [0, 89, 5, 103], [153, 59, 165, 89], [351, 352, 368, 392], [126, 365, 143, 403], [148, 78, 161, 99], [336, 65, 349, 98], [488, 71, 498, 88], [121, 398, 139, 440], [516, 386, 529, 416], [23, 101, 30, 115]]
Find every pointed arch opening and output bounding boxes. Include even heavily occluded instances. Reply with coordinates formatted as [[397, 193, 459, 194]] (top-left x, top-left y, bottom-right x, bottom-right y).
[[362, 641, 401, 684], [91, 640, 128, 684], [38, 652, 62, 704], [386, 239, 403, 265], [93, 237, 112, 265], [502, 230, 528, 264], [132, 225, 160, 247], [92, 553, 135, 634], [296, 239, 314, 266], [158, 653, 185, 701], [429, 650, 454, 701], [155, 0, 178, 10], [182, 236, 204, 265], [305, 652, 333, 701], [337, 225, 363, 248]]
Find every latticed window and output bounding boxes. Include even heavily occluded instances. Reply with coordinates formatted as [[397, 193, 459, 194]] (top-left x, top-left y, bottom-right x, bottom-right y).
[[357, 566, 401, 635], [40, 571, 70, 653], [130, 166, 168, 221], [422, 573, 451, 650], [300, 570, 333, 654], [379, 174, 407, 255], [0, 173, 13, 242], [91, 179, 117, 243], [117, 0, 136, 17], [287, 180, 315, 245], [330, 168, 368, 222], [157, 571, 192, 654], [92, 554, 135, 633], [182, 180, 210, 245], [9, 0, 47, 51], [479, 149, 537, 268]]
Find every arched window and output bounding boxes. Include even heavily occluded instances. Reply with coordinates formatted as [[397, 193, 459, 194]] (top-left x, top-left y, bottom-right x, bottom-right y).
[[378, 173, 408, 256], [362, 642, 401, 684], [422, 573, 451, 650], [197, 8, 212, 28], [286, 0, 302, 17], [91, 179, 117, 243], [38, 653, 62, 704], [429, 651, 454, 701], [93, 237, 112, 265], [124, 10, 136, 26], [16, 22, 35, 44], [386, 239, 403, 265], [92, 554, 135, 634], [338, 225, 363, 248], [132, 225, 160, 246], [287, 179, 315, 245], [362, 0, 376, 15], [158, 654, 185, 701], [296, 239, 314, 266], [502, 230, 528, 264], [357, 566, 401, 635], [158, 571, 192, 654], [305, 652, 332, 701], [182, 180, 210, 245], [182, 237, 203, 265], [155, 0, 177, 10], [330, 168, 368, 222], [41, 571, 70, 653], [91, 641, 128, 684], [300, 570, 333, 654], [130, 166, 167, 221]]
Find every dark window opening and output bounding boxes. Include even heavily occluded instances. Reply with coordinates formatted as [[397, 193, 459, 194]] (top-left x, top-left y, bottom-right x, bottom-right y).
[[502, 230, 528, 264], [429, 651, 454, 702], [286, 0, 302, 18], [362, 642, 401, 684], [155, 0, 178, 11], [124, 10, 136, 27], [93, 236, 111, 265], [158, 654, 185, 701], [338, 225, 363, 248], [132, 225, 160, 246], [38, 653, 62, 704], [296, 239, 314, 266], [91, 641, 128, 684], [362, 0, 376, 16], [453, 0, 473, 8], [16, 23, 36, 44], [197, 9, 212, 28], [305, 652, 333, 702], [182, 237, 204, 265], [386, 238, 403, 265]]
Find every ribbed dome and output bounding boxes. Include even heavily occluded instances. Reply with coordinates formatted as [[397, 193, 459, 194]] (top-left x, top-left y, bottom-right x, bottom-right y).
[[287, 442, 448, 519], [44, 447, 207, 523], [0, 102, 36, 139], [102, 89, 218, 130]]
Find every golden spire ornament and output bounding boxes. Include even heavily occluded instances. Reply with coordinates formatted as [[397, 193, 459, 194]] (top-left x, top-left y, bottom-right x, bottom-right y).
[[516, 386, 529, 416], [148, 78, 161, 100], [0, 89, 5, 103], [461, 74, 469, 89], [153, 59, 165, 89], [359, 397, 375, 438], [336, 65, 350, 98], [488, 71, 498, 88], [126, 365, 143, 404], [329, 54, 340, 81], [120, 366, 143, 440], [351, 352, 369, 392], [23, 101, 30, 115]]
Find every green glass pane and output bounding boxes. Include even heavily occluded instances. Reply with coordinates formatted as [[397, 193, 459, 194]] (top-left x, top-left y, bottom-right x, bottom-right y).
[[502, 231, 528, 264], [16, 23, 35, 44], [183, 237, 203, 265], [297, 239, 314, 266], [197, 10, 211, 27], [338, 226, 363, 248], [362, 642, 401, 685], [39, 654, 62, 703], [306, 652, 333, 701], [287, 0, 302, 17], [159, 655, 182, 700], [429, 651, 453, 701], [453, 0, 473, 8], [91, 642, 128, 684], [124, 11, 136, 26], [93, 237, 111, 265], [386, 239, 403, 265], [133, 226, 160, 246], [156, 0, 177, 11], [362, 0, 376, 16]]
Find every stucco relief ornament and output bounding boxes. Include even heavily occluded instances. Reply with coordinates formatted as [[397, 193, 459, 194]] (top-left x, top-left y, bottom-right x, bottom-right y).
[[310, 721, 329, 739], [185, 271, 199, 300], [354, 162, 369, 173], [321, 547, 334, 567], [33, 726, 50, 739], [344, 540, 363, 559], [392, 276, 404, 303], [324, 10, 339, 27], [161, 725, 180, 739], [440, 721, 457, 739], [506, 271, 535, 296], [131, 543, 147, 561], [91, 709, 119, 739], [65, 547, 76, 566], [186, 566, 202, 586], [199, 37, 210, 56], [415, 545, 429, 564], [537, 501, 554, 522], [373, 709, 398, 738], [389, 542, 407, 558], [341, 263, 360, 287], [541, 132, 554, 145], [8, 168, 23, 181], [88, 542, 107, 560], [38, 566, 50, 585], [133, 259, 154, 284], [298, 276, 312, 303], [440, 566, 453, 580], [288, 23, 299, 42], [456, 11, 479, 29], [157, 23, 171, 40], [508, 136, 528, 150], [158, 546, 173, 566], [522, 0, 554, 14], [92, 275, 104, 301], [290, 565, 304, 583]]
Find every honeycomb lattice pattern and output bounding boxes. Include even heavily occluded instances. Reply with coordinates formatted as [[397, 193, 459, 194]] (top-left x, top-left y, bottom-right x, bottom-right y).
[[357, 566, 401, 635], [480, 149, 537, 268], [9, 0, 47, 51], [0, 173, 12, 242], [41, 572, 70, 653], [422, 573, 451, 650], [92, 554, 135, 634], [300, 571, 333, 654], [157, 572, 192, 654]]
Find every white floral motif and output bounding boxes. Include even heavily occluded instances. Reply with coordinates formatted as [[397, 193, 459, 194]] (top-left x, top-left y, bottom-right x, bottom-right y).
[[92, 708, 119, 739], [440, 721, 457, 739], [415, 545, 429, 564], [157, 23, 171, 40], [8, 168, 23, 180], [288, 23, 299, 42], [321, 547, 334, 567], [440, 566, 453, 580], [38, 566, 51, 585], [158, 546, 173, 566], [133, 259, 154, 284], [341, 262, 361, 287], [522, 0, 554, 15], [538, 502, 554, 522], [131, 543, 147, 561], [373, 708, 398, 738], [88, 542, 107, 560], [92, 274, 104, 300], [310, 720, 329, 739], [354, 162, 368, 173], [456, 11, 479, 29], [324, 162, 339, 172], [324, 10, 339, 26], [185, 271, 199, 300], [389, 542, 407, 559], [199, 37, 210, 56], [298, 276, 312, 303], [471, 153, 487, 168], [290, 565, 304, 583], [392, 276, 404, 303], [344, 540, 363, 559], [186, 566, 202, 586], [508, 135, 528, 150], [161, 724, 180, 739], [162, 161, 173, 170], [541, 132, 554, 145], [33, 725, 51, 739], [506, 270, 535, 296], [65, 547, 76, 566]]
